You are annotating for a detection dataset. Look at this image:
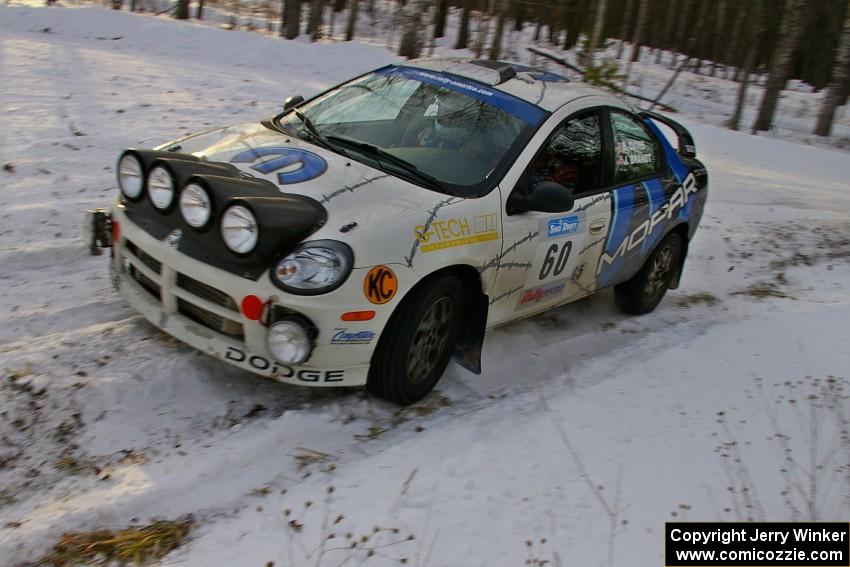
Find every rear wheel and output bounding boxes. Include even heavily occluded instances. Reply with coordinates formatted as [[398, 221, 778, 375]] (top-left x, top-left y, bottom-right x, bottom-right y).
[[614, 232, 683, 315], [367, 274, 464, 405]]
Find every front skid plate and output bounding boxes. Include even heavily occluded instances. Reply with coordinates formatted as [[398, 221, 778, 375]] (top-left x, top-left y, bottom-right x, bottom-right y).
[[113, 263, 369, 387]]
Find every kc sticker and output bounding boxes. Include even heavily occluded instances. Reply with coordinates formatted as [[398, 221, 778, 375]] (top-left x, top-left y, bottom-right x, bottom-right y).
[[364, 265, 398, 304]]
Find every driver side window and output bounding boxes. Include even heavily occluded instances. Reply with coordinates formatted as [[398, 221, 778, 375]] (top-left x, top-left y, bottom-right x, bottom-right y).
[[526, 112, 603, 195]]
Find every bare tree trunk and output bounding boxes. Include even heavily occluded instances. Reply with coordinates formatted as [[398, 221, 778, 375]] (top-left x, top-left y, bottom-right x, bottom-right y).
[[175, 0, 189, 19], [433, 0, 448, 39], [615, 0, 633, 59], [346, 0, 359, 40], [475, 5, 490, 58], [629, 0, 649, 62], [195, 0, 204, 18], [752, 0, 809, 133], [308, 0, 325, 40], [815, 2, 850, 136], [728, 0, 765, 130], [456, 1, 472, 48], [399, 0, 428, 58], [284, 0, 301, 38], [589, 0, 607, 50], [489, 0, 507, 60]]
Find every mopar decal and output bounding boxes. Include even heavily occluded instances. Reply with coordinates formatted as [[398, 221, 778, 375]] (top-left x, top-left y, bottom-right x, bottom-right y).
[[225, 347, 344, 382], [231, 147, 327, 185], [331, 328, 375, 345], [597, 173, 698, 276], [415, 214, 498, 252]]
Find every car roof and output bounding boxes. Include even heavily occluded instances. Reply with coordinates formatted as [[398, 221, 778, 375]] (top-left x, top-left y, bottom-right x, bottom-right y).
[[403, 57, 623, 112]]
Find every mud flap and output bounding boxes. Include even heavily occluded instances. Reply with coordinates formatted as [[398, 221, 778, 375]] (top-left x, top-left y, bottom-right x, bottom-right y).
[[453, 291, 488, 375]]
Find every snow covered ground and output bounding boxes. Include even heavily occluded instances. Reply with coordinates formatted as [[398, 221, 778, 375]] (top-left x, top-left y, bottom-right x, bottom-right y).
[[1, 6, 849, 567]]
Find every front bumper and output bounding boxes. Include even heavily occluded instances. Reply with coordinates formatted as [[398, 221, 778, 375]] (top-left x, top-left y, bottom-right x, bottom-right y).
[[109, 202, 403, 387]]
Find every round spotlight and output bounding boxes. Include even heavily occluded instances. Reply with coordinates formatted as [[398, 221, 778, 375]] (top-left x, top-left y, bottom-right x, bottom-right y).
[[117, 153, 144, 199], [220, 204, 258, 254], [147, 165, 175, 210], [179, 183, 212, 228]]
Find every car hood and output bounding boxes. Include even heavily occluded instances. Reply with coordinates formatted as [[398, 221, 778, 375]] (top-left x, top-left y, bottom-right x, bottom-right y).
[[158, 122, 449, 228]]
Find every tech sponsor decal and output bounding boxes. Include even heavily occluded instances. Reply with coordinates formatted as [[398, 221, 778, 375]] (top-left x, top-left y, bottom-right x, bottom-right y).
[[330, 328, 375, 345], [225, 347, 344, 382], [364, 265, 398, 305], [414, 213, 498, 253], [231, 147, 327, 185], [515, 278, 568, 310]]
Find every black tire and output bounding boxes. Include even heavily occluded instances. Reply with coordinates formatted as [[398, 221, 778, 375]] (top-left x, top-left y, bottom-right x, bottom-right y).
[[367, 274, 464, 405], [614, 232, 683, 315]]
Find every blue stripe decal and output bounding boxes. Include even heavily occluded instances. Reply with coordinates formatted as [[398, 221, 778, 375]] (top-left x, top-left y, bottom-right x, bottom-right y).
[[380, 66, 548, 127], [598, 184, 636, 287], [642, 178, 667, 255], [644, 119, 688, 183]]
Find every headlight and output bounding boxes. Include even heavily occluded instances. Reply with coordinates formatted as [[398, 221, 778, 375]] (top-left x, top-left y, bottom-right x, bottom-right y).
[[266, 319, 312, 365], [221, 204, 258, 254], [117, 153, 143, 199], [272, 240, 353, 295], [179, 183, 212, 228], [147, 165, 175, 210]]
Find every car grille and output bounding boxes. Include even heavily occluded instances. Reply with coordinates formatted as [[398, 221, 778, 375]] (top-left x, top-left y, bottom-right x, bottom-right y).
[[122, 238, 244, 340]]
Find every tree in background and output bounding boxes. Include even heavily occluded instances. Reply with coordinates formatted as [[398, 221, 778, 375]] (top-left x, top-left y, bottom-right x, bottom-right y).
[[815, 0, 850, 136], [346, 0, 359, 40], [587, 0, 608, 72], [753, 0, 810, 133], [456, 0, 472, 49], [307, 0, 325, 40], [283, 0, 301, 39], [728, 0, 767, 131], [399, 0, 430, 57], [174, 0, 189, 19], [489, 0, 507, 59], [434, 0, 449, 39]]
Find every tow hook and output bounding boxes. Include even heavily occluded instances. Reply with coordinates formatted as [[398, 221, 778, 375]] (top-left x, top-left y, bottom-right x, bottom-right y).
[[83, 209, 113, 255]]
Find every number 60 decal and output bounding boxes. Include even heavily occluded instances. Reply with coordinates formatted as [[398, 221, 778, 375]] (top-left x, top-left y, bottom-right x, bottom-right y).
[[539, 241, 572, 280]]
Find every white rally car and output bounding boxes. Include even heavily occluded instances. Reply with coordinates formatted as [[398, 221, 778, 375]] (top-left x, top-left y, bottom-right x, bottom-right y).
[[85, 58, 707, 405]]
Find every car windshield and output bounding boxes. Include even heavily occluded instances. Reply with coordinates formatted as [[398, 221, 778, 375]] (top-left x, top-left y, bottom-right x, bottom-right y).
[[275, 66, 546, 196]]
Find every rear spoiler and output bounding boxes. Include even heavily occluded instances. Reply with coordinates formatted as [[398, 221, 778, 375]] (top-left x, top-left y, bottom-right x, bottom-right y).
[[640, 110, 697, 158]]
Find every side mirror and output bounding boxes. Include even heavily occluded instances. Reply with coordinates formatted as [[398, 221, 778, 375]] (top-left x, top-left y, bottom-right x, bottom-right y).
[[283, 95, 304, 112], [507, 181, 575, 215]]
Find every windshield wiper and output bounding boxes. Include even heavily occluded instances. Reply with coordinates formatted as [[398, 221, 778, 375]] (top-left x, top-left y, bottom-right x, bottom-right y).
[[324, 135, 444, 191], [291, 109, 349, 157]]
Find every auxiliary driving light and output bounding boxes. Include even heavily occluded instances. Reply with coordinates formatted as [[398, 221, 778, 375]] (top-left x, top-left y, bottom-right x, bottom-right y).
[[266, 319, 312, 365]]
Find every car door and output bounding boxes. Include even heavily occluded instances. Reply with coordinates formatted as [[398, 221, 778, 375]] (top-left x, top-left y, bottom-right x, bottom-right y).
[[488, 107, 613, 326], [594, 108, 669, 289]]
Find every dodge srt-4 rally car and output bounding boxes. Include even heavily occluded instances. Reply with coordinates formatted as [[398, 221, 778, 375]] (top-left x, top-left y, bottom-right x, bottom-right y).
[[85, 58, 707, 405]]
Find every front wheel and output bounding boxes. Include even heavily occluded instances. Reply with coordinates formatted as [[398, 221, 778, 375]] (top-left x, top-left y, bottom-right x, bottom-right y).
[[614, 232, 683, 315], [367, 274, 464, 405]]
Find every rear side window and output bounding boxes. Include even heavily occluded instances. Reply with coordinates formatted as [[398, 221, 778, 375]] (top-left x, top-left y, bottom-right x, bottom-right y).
[[610, 110, 661, 184], [526, 112, 604, 195]]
